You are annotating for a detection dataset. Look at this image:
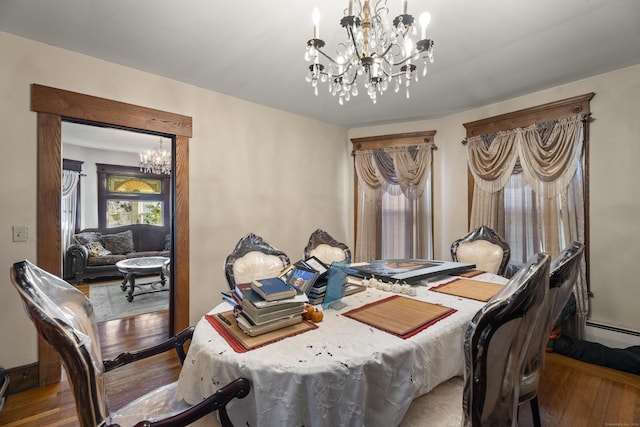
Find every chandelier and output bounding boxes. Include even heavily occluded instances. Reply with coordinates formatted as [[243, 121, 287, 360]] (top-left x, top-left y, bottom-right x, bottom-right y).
[[139, 138, 171, 175], [305, 0, 434, 104]]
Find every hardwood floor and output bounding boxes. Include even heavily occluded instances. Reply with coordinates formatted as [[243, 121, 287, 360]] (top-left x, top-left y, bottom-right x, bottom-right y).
[[1, 309, 638, 426]]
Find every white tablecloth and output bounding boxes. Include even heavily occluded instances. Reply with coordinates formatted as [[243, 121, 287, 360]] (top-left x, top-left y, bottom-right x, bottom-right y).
[[176, 273, 507, 427]]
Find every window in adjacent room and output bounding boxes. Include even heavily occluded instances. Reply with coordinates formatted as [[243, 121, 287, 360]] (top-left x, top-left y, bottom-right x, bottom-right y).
[[97, 164, 171, 228]]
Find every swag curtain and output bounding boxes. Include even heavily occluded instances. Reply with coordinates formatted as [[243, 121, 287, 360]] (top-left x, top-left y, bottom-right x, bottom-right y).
[[354, 144, 434, 262], [61, 169, 80, 262], [466, 115, 588, 338]]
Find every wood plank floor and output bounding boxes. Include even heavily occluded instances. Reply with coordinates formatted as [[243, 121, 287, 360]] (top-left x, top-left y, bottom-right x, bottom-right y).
[[1, 309, 638, 426]]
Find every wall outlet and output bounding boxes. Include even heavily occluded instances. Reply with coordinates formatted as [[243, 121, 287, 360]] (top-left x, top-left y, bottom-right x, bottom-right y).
[[12, 225, 28, 242]]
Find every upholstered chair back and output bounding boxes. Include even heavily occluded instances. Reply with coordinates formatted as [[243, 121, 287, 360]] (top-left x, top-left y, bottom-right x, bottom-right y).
[[225, 233, 290, 289], [451, 226, 511, 276], [304, 229, 351, 265]]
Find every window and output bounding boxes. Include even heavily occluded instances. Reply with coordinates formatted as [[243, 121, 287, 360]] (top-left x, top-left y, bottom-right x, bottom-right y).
[[97, 164, 170, 228], [463, 93, 593, 339], [351, 131, 436, 262]]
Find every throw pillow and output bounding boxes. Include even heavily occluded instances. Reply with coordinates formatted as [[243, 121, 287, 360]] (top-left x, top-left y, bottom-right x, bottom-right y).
[[73, 231, 101, 246], [101, 230, 134, 255], [85, 241, 112, 257]]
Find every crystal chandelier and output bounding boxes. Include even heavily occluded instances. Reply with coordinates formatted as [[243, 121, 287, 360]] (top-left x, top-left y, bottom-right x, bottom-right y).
[[305, 0, 434, 104], [139, 138, 171, 175]]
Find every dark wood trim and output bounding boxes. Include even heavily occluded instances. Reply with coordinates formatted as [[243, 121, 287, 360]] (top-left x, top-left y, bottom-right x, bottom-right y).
[[174, 135, 190, 331], [32, 84, 191, 386], [351, 131, 436, 151], [4, 363, 39, 395], [463, 93, 594, 137], [31, 84, 192, 137], [37, 112, 63, 385]]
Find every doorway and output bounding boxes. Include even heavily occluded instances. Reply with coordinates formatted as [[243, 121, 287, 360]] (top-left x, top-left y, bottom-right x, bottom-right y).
[[32, 84, 191, 386]]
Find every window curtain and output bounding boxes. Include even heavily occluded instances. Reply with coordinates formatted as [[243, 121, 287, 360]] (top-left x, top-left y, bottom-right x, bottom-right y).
[[466, 115, 588, 338], [354, 144, 434, 262], [61, 169, 80, 262]]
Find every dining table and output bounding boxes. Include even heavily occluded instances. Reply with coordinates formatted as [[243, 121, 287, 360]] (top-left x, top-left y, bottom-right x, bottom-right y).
[[175, 271, 508, 427]]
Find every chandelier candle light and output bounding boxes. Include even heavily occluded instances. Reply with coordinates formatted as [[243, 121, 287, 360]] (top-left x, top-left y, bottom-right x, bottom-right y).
[[139, 138, 171, 175], [305, 0, 434, 104]]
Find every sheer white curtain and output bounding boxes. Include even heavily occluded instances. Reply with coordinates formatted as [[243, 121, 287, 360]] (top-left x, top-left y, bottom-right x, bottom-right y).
[[354, 144, 434, 262], [467, 115, 588, 338], [61, 169, 80, 262]]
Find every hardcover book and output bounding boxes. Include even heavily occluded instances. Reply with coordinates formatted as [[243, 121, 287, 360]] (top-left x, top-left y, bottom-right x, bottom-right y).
[[236, 312, 303, 337], [242, 302, 306, 325], [251, 277, 297, 301]]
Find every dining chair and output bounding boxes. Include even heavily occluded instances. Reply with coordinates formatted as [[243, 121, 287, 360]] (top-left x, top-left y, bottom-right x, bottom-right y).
[[451, 225, 511, 276], [303, 228, 351, 265], [401, 252, 550, 427], [10, 260, 251, 427], [224, 232, 290, 290], [518, 241, 585, 427]]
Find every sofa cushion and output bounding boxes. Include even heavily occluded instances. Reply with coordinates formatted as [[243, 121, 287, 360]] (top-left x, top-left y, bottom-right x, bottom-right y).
[[101, 230, 134, 255], [74, 231, 101, 246], [87, 254, 127, 266], [85, 241, 112, 257]]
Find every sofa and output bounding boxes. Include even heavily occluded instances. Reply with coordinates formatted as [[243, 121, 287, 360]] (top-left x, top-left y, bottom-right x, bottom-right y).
[[64, 223, 170, 283]]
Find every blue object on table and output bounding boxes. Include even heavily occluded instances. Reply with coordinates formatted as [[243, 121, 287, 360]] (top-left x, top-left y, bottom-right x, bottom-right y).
[[322, 260, 349, 310]]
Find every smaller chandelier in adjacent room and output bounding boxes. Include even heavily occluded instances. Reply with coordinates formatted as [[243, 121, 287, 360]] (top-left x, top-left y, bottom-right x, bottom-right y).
[[305, 0, 434, 104], [139, 138, 171, 175]]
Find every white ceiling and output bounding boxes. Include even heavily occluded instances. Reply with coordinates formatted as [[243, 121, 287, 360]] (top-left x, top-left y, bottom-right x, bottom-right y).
[[2, 0, 640, 131], [61, 122, 165, 153]]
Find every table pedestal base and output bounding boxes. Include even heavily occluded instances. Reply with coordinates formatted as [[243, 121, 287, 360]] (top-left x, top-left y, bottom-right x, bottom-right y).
[[120, 272, 167, 302]]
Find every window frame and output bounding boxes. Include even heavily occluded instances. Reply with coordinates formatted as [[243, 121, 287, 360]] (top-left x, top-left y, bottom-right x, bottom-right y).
[[96, 163, 171, 229]]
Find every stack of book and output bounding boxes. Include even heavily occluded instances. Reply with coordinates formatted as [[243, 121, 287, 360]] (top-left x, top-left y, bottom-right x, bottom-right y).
[[234, 278, 308, 336]]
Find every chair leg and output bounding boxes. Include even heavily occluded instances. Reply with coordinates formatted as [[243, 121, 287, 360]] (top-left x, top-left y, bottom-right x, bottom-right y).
[[531, 396, 541, 427]]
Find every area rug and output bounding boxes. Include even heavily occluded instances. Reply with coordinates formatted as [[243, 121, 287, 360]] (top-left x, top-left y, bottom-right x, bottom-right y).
[[89, 277, 169, 322]]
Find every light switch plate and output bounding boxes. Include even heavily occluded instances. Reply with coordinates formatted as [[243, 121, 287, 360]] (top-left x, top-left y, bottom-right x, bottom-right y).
[[12, 225, 28, 242]]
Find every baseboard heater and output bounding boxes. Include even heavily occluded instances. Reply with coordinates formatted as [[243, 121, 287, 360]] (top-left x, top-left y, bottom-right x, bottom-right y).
[[586, 321, 640, 337]]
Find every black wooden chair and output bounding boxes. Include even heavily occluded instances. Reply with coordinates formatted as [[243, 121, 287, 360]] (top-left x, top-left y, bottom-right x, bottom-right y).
[[10, 260, 250, 427], [518, 241, 584, 427], [451, 225, 511, 276], [224, 233, 290, 290], [402, 252, 550, 426], [303, 229, 351, 265]]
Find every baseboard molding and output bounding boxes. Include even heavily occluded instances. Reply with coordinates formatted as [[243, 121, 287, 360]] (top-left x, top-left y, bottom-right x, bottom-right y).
[[585, 321, 640, 349], [5, 363, 39, 395]]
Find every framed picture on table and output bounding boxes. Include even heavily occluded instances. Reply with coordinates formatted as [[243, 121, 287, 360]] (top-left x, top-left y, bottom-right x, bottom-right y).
[[282, 265, 320, 294], [301, 256, 328, 276]]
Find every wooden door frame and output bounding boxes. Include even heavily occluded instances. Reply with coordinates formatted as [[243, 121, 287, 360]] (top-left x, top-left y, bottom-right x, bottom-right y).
[[32, 84, 191, 386]]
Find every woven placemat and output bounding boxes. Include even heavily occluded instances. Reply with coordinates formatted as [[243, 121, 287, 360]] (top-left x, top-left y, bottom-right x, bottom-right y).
[[455, 269, 485, 278], [342, 295, 456, 339], [430, 278, 503, 302], [205, 311, 317, 353]]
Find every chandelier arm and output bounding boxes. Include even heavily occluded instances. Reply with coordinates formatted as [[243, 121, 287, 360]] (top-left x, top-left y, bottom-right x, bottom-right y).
[[315, 48, 342, 66]]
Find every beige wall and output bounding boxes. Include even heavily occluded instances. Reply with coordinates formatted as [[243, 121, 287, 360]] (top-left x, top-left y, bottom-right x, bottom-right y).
[[0, 32, 349, 367], [350, 64, 640, 335], [1, 30, 638, 369]]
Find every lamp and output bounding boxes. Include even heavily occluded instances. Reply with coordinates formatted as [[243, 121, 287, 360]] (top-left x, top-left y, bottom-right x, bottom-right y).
[[305, 0, 434, 105], [139, 138, 171, 175]]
